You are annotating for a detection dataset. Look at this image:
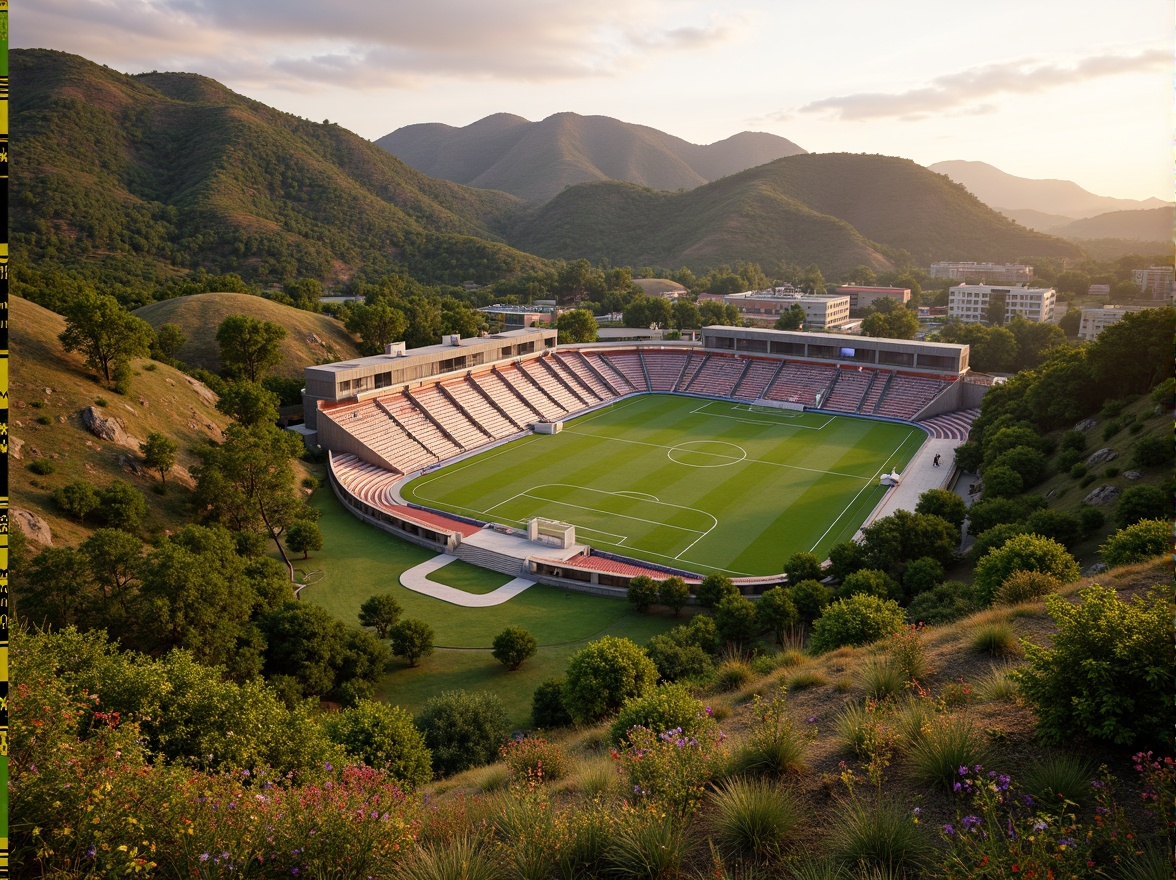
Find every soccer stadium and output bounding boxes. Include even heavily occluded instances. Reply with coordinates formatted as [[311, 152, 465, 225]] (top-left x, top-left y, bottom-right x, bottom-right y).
[[301, 326, 984, 595]]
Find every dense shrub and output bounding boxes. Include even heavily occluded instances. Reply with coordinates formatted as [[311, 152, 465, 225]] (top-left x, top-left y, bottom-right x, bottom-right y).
[[783, 551, 823, 585], [531, 678, 573, 729], [715, 594, 760, 648], [993, 570, 1062, 605], [1015, 585, 1175, 746], [1099, 519, 1171, 567], [982, 465, 1023, 499], [989, 445, 1047, 487], [1055, 448, 1081, 471], [1059, 429, 1087, 453], [1114, 485, 1169, 528], [563, 636, 658, 724], [901, 556, 945, 599], [915, 488, 968, 530], [1023, 508, 1083, 547], [608, 683, 709, 746], [1069, 463, 1087, 479], [907, 581, 983, 626], [809, 594, 906, 653], [756, 587, 798, 644], [28, 458, 56, 475], [499, 735, 568, 782], [970, 522, 1029, 562], [322, 700, 432, 787], [973, 534, 1080, 605], [839, 568, 899, 601], [696, 572, 740, 608], [492, 626, 538, 670], [415, 689, 510, 777], [789, 579, 833, 621], [1077, 504, 1105, 536], [645, 633, 714, 683], [52, 481, 101, 522]]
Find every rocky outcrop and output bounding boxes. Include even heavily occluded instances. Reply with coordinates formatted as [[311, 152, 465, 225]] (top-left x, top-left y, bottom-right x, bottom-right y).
[[1085, 448, 1118, 466], [185, 376, 219, 406], [1082, 485, 1121, 506], [1123, 470, 1142, 480], [9, 437, 23, 460], [1073, 418, 1097, 432], [12, 507, 52, 545], [80, 406, 142, 450]]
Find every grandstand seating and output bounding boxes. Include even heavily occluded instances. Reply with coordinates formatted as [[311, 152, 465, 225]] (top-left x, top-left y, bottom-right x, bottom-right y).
[[518, 359, 578, 412], [731, 359, 779, 400], [601, 352, 649, 392], [684, 354, 746, 397], [642, 350, 691, 392], [875, 375, 951, 420], [674, 353, 709, 391], [859, 371, 891, 414], [380, 393, 463, 461], [540, 356, 598, 406], [470, 370, 541, 426], [824, 368, 872, 414], [445, 377, 519, 438], [409, 385, 487, 450], [764, 362, 836, 406], [553, 351, 615, 400], [494, 366, 564, 421]]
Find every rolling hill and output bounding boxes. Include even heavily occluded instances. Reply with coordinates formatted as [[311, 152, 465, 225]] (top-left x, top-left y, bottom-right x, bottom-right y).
[[1048, 206, 1171, 243], [9, 296, 233, 547], [928, 160, 1169, 219], [11, 49, 544, 288], [377, 112, 807, 204], [508, 154, 1083, 273], [133, 293, 364, 379]]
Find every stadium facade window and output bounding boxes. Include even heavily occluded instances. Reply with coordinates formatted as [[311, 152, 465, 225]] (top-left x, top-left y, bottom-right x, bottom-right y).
[[877, 350, 915, 366]]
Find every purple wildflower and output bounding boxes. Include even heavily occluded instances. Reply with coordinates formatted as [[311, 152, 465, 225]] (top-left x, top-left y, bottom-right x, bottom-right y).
[[943, 824, 955, 836]]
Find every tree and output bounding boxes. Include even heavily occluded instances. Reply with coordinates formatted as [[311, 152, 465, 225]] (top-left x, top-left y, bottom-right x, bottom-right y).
[[991, 442, 1049, 484], [658, 576, 690, 616], [774, 304, 806, 331], [563, 636, 658, 724], [19, 546, 88, 630], [980, 465, 1023, 500], [285, 520, 323, 559], [322, 700, 432, 787], [556, 309, 599, 344], [532, 678, 574, 729], [783, 551, 823, 585], [972, 534, 1080, 605], [789, 579, 833, 622], [345, 301, 408, 355], [902, 556, 945, 599], [389, 618, 435, 667], [809, 594, 906, 653], [215, 314, 286, 382], [139, 432, 177, 486], [757, 587, 798, 645], [59, 293, 154, 382], [1114, 486, 1168, 529], [671, 300, 701, 331], [52, 481, 101, 522], [1099, 519, 1171, 567], [216, 381, 281, 426], [81, 528, 145, 627], [261, 601, 349, 697], [193, 422, 307, 577], [99, 481, 148, 532], [839, 568, 899, 601], [358, 594, 402, 638], [1086, 307, 1174, 396], [1007, 315, 1067, 371], [627, 575, 659, 613], [153, 323, 186, 360], [914, 489, 967, 531], [416, 690, 510, 776], [859, 510, 957, 581], [492, 625, 538, 670], [861, 306, 919, 340], [715, 594, 759, 648], [696, 572, 739, 609]]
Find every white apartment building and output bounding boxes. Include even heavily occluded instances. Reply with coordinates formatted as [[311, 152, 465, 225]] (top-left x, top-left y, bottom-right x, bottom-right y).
[[947, 285, 1057, 324], [931, 262, 1034, 284], [700, 288, 852, 330], [1078, 305, 1148, 341], [1131, 266, 1174, 298]]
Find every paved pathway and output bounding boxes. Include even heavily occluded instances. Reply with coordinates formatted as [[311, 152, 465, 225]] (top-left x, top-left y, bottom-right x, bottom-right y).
[[855, 437, 960, 536], [399, 554, 536, 607]]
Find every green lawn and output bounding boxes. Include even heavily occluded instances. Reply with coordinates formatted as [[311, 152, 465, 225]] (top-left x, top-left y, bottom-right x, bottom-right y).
[[301, 488, 679, 725], [404, 395, 925, 576], [424, 560, 512, 594]]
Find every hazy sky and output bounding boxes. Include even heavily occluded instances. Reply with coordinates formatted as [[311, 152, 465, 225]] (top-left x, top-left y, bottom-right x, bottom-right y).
[[21, 0, 1171, 200]]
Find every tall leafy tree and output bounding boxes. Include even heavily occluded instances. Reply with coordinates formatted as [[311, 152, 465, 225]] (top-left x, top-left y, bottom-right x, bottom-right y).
[[139, 432, 177, 486], [774, 303, 806, 331], [59, 293, 154, 382], [345, 301, 408, 355], [216, 380, 281, 426], [215, 314, 286, 382], [556, 309, 599, 344]]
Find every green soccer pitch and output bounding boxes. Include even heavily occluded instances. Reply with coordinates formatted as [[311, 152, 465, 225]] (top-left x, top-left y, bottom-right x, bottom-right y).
[[402, 395, 926, 577]]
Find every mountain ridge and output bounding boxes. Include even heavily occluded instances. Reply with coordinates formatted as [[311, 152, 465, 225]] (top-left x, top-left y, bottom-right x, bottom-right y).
[[377, 112, 807, 203]]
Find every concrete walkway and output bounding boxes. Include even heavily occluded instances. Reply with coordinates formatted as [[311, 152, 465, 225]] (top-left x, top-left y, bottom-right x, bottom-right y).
[[855, 437, 961, 537], [400, 554, 536, 607]]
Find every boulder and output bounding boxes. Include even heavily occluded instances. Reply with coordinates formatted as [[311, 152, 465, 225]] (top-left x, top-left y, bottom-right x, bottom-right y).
[[1073, 418, 1097, 432], [12, 507, 52, 545], [9, 437, 22, 460], [1123, 470, 1142, 480], [80, 406, 142, 450], [1083, 562, 1109, 578], [185, 376, 219, 406], [1082, 485, 1121, 507], [1085, 448, 1118, 466]]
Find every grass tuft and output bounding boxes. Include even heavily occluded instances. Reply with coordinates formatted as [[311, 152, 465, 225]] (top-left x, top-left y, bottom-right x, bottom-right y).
[[974, 666, 1020, 703], [907, 714, 992, 791], [1022, 753, 1099, 807], [970, 622, 1022, 658], [606, 809, 688, 880], [396, 837, 501, 880], [784, 670, 828, 691], [828, 797, 932, 876], [857, 657, 906, 702], [709, 777, 802, 860]]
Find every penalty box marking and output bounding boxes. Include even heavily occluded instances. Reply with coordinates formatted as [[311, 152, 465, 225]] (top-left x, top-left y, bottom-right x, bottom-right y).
[[692, 401, 834, 430]]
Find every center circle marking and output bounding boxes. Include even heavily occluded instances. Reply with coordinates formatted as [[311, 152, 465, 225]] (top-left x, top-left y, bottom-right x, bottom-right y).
[[666, 440, 748, 468]]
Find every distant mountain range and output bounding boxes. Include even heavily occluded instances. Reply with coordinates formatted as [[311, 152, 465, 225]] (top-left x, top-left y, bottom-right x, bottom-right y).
[[929, 160, 1171, 243], [509, 154, 1082, 273], [377, 113, 807, 204], [12, 49, 541, 287]]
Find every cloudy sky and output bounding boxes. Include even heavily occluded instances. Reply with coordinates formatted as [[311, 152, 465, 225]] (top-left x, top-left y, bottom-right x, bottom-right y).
[[20, 0, 1171, 200]]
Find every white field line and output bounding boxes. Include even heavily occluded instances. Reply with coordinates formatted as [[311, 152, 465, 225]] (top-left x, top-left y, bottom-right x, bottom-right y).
[[516, 485, 715, 535], [807, 434, 911, 554], [406, 434, 541, 499], [561, 429, 870, 481]]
